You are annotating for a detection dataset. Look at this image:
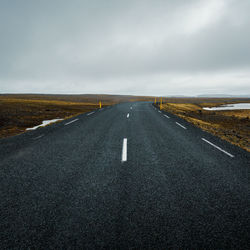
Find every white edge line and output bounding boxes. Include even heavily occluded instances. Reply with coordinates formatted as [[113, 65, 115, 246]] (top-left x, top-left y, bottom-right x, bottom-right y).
[[158, 110, 162, 113], [87, 111, 95, 116], [33, 134, 44, 140], [175, 122, 187, 130], [65, 119, 79, 126], [201, 138, 234, 158], [122, 138, 127, 162], [164, 115, 170, 118]]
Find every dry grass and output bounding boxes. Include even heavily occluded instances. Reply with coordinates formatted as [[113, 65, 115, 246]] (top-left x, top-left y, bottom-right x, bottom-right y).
[[0, 97, 101, 138], [0, 94, 154, 138], [159, 98, 250, 152], [0, 94, 155, 104]]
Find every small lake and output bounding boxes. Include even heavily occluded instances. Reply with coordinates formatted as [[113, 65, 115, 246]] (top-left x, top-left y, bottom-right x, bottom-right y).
[[203, 103, 250, 111]]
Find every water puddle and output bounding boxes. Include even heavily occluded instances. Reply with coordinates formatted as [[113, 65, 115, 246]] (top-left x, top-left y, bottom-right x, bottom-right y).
[[26, 119, 63, 130], [203, 103, 250, 111]]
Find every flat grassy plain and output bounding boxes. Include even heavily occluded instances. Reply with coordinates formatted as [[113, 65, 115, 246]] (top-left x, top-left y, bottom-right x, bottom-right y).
[[160, 98, 250, 152], [0, 94, 154, 138], [1, 95, 249, 152]]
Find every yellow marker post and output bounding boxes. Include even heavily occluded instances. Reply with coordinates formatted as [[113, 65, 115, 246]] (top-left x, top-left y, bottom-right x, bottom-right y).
[[160, 97, 163, 110], [99, 101, 102, 109], [154, 97, 156, 104]]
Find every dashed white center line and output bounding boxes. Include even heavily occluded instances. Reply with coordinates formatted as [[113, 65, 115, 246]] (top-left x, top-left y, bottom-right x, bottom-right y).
[[201, 138, 234, 158], [130, 107, 132, 110], [164, 114, 170, 118], [122, 138, 127, 162], [87, 112, 95, 116], [65, 119, 79, 126], [176, 122, 187, 130], [127, 113, 130, 118]]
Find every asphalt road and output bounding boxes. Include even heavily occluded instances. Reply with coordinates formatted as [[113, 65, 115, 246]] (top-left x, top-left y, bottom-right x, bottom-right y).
[[0, 102, 249, 249]]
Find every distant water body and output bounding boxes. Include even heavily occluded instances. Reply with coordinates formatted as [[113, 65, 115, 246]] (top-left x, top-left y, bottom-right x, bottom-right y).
[[203, 103, 250, 111]]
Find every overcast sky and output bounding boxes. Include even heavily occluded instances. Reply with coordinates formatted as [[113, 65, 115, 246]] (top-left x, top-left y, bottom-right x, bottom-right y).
[[0, 0, 250, 96]]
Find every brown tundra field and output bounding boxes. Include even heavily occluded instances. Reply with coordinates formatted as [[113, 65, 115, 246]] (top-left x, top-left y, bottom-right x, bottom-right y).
[[0, 94, 249, 153], [159, 97, 250, 152], [0, 94, 154, 138]]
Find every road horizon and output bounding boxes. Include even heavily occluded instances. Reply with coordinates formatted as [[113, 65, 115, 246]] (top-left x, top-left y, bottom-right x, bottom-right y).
[[0, 102, 249, 249]]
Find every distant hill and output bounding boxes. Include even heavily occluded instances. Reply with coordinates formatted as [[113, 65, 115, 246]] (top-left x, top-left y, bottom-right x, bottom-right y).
[[197, 94, 250, 98], [0, 93, 155, 104]]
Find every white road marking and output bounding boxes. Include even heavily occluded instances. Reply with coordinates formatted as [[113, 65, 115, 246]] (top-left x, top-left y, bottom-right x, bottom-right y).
[[127, 113, 130, 118], [65, 119, 79, 126], [130, 107, 132, 110], [122, 138, 127, 162], [201, 138, 234, 158], [164, 115, 170, 118], [176, 122, 187, 130], [33, 134, 44, 140], [87, 112, 95, 116], [158, 110, 162, 113]]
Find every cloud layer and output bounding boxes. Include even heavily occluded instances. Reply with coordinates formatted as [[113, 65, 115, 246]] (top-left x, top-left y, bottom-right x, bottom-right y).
[[0, 0, 250, 95]]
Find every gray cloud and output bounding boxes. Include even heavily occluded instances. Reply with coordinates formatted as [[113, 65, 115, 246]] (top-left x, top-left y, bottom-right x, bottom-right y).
[[0, 0, 250, 95]]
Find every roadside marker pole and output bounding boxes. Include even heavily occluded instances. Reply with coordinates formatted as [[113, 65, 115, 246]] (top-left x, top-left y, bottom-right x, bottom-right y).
[[160, 97, 163, 110], [99, 101, 102, 109], [154, 97, 156, 104]]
